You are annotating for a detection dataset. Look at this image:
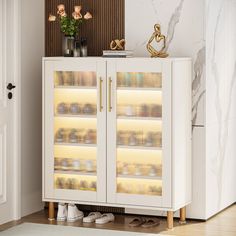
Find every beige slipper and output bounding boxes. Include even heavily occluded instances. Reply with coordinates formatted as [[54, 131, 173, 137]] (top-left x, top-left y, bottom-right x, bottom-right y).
[[141, 218, 160, 228], [129, 217, 146, 227], [83, 212, 102, 223], [95, 213, 115, 224]]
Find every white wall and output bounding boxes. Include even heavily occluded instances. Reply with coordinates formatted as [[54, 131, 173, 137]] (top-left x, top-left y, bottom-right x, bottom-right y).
[[125, 0, 236, 220], [20, 0, 44, 217]]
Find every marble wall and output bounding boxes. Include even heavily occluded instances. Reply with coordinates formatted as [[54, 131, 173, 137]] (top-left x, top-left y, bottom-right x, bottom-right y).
[[205, 0, 236, 218], [125, 0, 205, 126], [125, 0, 236, 219]]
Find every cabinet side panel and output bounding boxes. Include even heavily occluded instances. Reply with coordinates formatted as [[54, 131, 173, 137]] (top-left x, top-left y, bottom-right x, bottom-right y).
[[187, 126, 206, 219], [162, 61, 173, 208], [42, 60, 45, 200], [43, 61, 55, 200], [172, 60, 192, 209]]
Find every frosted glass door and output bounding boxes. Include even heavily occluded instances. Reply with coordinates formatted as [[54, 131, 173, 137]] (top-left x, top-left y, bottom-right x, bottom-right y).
[[107, 60, 172, 207], [116, 72, 162, 196], [44, 60, 106, 203], [54, 71, 97, 191]]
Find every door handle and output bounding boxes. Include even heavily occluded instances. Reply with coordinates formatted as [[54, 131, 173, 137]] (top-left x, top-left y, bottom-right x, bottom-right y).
[[108, 77, 112, 112], [7, 83, 16, 90], [99, 77, 103, 112]]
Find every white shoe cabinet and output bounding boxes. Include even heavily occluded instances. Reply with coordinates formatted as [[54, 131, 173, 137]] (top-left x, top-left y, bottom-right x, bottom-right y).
[[42, 57, 192, 228]]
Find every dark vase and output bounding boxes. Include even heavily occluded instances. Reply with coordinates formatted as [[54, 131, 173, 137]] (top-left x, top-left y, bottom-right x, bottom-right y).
[[63, 36, 75, 57]]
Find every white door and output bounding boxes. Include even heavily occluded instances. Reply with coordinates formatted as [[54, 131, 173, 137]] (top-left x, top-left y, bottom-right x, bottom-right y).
[[43, 59, 107, 203], [0, 0, 16, 224], [107, 59, 172, 208]]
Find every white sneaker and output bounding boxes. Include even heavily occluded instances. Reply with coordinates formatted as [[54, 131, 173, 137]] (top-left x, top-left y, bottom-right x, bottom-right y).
[[57, 203, 67, 222], [67, 204, 84, 222]]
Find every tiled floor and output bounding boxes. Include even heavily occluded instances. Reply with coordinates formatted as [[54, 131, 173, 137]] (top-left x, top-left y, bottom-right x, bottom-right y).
[[0, 204, 236, 235]]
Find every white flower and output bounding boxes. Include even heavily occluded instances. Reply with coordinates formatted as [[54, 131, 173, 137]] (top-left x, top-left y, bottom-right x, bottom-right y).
[[57, 4, 66, 17], [48, 14, 56, 22], [57, 4, 65, 12], [60, 11, 67, 17], [74, 6, 82, 14], [84, 12, 92, 20], [72, 12, 82, 20]]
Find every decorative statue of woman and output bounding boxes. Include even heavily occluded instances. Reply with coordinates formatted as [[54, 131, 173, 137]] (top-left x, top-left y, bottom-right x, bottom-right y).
[[147, 24, 169, 58]]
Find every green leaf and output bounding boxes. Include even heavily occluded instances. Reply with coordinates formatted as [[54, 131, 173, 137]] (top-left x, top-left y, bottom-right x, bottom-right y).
[[58, 15, 85, 36]]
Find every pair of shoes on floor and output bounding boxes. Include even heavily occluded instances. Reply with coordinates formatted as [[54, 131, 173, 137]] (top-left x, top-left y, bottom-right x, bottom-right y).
[[83, 212, 115, 224], [129, 217, 160, 228], [57, 203, 84, 222]]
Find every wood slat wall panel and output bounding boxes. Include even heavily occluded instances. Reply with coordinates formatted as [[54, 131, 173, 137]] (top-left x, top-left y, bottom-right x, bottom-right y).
[[45, 0, 124, 56]]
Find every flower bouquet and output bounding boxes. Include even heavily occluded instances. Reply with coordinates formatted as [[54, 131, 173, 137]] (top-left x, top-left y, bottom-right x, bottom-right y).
[[49, 4, 92, 56]]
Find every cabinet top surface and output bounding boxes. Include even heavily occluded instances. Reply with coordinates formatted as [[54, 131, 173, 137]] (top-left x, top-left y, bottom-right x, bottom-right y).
[[43, 57, 192, 62]]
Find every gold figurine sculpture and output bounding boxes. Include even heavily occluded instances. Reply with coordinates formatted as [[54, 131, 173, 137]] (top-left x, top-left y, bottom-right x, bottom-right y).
[[110, 39, 126, 50], [147, 24, 169, 58]]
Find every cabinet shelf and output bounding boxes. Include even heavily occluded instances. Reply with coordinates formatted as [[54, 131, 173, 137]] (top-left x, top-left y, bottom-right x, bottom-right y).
[[54, 142, 97, 148], [54, 170, 97, 177], [117, 87, 162, 91], [54, 86, 96, 90], [55, 114, 97, 119], [117, 174, 162, 180], [117, 116, 162, 121], [117, 145, 162, 151]]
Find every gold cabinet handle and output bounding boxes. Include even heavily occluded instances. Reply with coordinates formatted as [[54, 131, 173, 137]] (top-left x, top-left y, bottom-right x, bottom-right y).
[[99, 77, 103, 112], [108, 77, 112, 112]]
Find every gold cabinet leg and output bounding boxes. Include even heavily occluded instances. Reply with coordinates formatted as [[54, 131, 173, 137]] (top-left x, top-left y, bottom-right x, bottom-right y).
[[179, 207, 186, 224], [167, 211, 174, 229], [48, 202, 55, 221]]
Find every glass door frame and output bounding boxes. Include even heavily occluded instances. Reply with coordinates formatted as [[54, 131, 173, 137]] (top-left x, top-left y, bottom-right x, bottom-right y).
[[43, 59, 107, 203], [106, 59, 172, 208]]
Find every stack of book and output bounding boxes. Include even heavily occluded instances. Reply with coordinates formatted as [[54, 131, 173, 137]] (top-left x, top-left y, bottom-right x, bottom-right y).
[[102, 50, 133, 58]]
